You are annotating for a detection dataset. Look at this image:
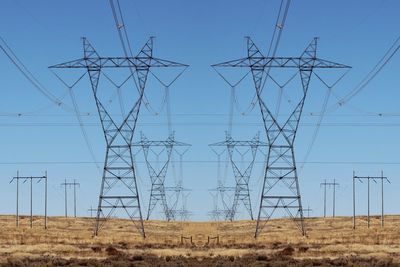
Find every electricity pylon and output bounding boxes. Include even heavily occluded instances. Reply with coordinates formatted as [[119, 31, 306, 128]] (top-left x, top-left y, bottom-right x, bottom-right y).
[[209, 180, 235, 221], [134, 133, 190, 221], [210, 133, 267, 221], [50, 37, 188, 237], [166, 180, 191, 221], [213, 37, 350, 237], [170, 192, 192, 221]]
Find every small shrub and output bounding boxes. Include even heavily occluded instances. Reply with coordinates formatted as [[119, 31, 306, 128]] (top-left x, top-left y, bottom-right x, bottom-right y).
[[91, 246, 102, 253], [105, 245, 120, 256], [280, 245, 294, 256]]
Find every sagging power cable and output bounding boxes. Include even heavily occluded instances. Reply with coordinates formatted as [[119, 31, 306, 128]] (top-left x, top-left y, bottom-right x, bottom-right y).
[[0, 36, 72, 112]]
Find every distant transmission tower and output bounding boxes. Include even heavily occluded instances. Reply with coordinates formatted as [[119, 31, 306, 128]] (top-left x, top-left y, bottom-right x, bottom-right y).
[[210, 133, 266, 220], [213, 37, 350, 237], [171, 192, 192, 221], [209, 180, 235, 221], [134, 133, 190, 221], [50, 38, 188, 237], [166, 180, 191, 220]]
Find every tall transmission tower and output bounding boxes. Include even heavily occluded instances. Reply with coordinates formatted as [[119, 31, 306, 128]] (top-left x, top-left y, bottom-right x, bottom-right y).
[[320, 179, 339, 218], [134, 133, 190, 221], [213, 37, 351, 237], [50, 38, 188, 237], [210, 133, 266, 221]]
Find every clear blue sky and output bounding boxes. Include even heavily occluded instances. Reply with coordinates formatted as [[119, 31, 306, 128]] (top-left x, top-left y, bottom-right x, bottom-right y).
[[0, 0, 399, 222]]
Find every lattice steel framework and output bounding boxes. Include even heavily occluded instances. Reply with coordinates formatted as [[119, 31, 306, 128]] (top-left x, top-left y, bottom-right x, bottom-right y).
[[170, 191, 192, 221], [50, 37, 187, 237], [208, 180, 235, 221], [211, 133, 267, 221], [213, 37, 350, 237], [133, 133, 190, 221]]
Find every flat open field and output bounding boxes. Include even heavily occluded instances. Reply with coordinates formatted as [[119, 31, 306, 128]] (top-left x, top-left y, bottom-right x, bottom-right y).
[[0, 215, 400, 266]]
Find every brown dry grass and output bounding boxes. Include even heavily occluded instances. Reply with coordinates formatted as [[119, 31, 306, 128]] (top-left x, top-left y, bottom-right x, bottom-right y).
[[0, 214, 399, 265]]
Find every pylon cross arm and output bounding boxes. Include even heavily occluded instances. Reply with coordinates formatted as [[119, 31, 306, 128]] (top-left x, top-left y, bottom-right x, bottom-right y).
[[49, 56, 188, 69], [212, 56, 350, 69]]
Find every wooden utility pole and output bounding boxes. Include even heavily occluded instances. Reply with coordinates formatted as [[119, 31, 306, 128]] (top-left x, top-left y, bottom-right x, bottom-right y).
[[61, 179, 80, 218], [320, 179, 339, 217], [10, 172, 47, 229], [353, 172, 390, 229]]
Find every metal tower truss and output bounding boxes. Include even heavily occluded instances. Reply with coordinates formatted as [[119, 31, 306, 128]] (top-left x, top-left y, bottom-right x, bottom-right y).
[[209, 147, 236, 221], [208, 184, 234, 221], [165, 180, 190, 219], [50, 37, 188, 237], [170, 190, 192, 221], [133, 133, 190, 221], [212, 37, 350, 237], [210, 133, 267, 221], [213, 180, 235, 220]]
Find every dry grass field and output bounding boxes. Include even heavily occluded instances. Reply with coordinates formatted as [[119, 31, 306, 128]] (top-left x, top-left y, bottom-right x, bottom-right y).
[[0, 214, 399, 266]]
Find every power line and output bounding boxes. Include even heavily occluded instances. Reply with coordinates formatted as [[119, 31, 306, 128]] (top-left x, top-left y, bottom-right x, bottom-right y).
[[1, 112, 400, 118], [0, 36, 71, 111], [68, 87, 102, 172], [1, 160, 400, 165], [328, 36, 400, 113], [299, 69, 351, 172], [2, 122, 400, 127]]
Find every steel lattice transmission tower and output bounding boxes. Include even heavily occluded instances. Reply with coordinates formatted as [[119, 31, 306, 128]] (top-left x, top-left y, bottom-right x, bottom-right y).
[[208, 181, 235, 221], [213, 37, 350, 237], [170, 191, 192, 221], [134, 133, 190, 221], [50, 37, 187, 237], [210, 133, 266, 221]]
